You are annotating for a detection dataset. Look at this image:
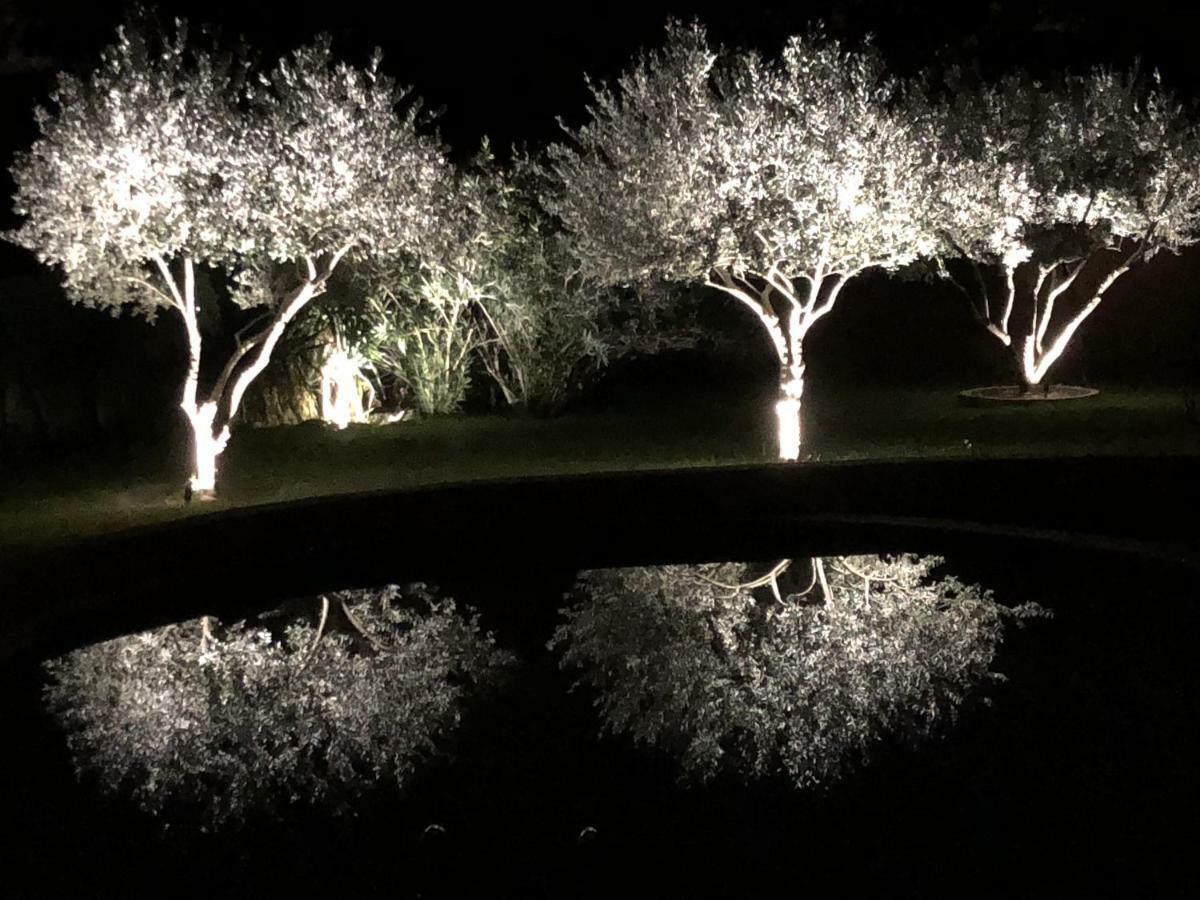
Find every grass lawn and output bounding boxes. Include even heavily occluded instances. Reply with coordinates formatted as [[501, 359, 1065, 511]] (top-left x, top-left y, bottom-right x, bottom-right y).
[[1, 383, 1197, 555]]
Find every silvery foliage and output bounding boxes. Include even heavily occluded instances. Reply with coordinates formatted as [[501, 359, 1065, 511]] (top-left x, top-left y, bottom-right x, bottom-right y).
[[226, 37, 448, 307], [43, 586, 513, 828], [546, 21, 938, 295], [552, 556, 1046, 788], [7, 22, 446, 315], [462, 152, 611, 413], [6, 22, 242, 318], [927, 69, 1200, 303], [359, 286, 478, 416], [358, 149, 611, 414], [354, 159, 494, 415]]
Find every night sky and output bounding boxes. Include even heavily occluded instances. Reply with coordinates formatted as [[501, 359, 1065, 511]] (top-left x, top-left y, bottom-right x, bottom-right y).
[[1, 0, 1199, 264], [6, 0, 1200, 163]]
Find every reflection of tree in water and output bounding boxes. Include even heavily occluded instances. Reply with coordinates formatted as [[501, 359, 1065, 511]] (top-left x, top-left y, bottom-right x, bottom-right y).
[[43, 585, 512, 828], [552, 556, 1047, 787]]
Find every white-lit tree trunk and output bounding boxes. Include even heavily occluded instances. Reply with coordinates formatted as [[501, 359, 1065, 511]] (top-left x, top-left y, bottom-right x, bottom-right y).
[[707, 255, 850, 461], [153, 246, 352, 496], [151, 254, 227, 495], [948, 241, 1147, 392]]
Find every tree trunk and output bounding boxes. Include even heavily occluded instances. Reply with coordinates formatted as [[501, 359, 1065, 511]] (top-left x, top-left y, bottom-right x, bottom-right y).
[[174, 256, 222, 495], [1016, 333, 1044, 392], [776, 362, 804, 462], [183, 401, 228, 496]]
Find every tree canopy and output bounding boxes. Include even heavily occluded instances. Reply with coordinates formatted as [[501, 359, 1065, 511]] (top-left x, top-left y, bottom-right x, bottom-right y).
[[7, 22, 244, 317], [6, 20, 449, 491], [926, 67, 1200, 385]]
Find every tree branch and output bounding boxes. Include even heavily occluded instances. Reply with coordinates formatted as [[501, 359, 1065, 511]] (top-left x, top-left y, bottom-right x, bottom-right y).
[[811, 272, 848, 320], [115, 275, 177, 309], [151, 255, 185, 311], [176, 256, 203, 415], [694, 559, 792, 598], [1037, 257, 1088, 352], [1030, 264, 1051, 347], [199, 615, 214, 652], [339, 599, 384, 651], [814, 557, 831, 604], [297, 595, 330, 674], [999, 265, 1016, 338], [706, 268, 788, 365], [210, 329, 269, 413], [763, 261, 798, 307]]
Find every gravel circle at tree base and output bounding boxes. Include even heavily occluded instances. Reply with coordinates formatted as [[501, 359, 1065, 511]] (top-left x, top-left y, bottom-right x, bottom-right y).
[[958, 385, 1100, 406]]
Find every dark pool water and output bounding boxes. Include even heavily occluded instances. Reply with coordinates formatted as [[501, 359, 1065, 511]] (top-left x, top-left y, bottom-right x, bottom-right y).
[[0, 548, 1195, 897]]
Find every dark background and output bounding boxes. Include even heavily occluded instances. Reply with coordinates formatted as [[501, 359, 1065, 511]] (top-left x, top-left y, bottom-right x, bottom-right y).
[[2, 0, 1200, 455]]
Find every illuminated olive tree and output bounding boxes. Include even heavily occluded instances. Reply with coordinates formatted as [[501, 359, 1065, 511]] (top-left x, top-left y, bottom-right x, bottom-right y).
[[7, 25, 444, 493], [43, 585, 512, 828], [552, 556, 1045, 787], [547, 23, 936, 459], [929, 69, 1200, 391]]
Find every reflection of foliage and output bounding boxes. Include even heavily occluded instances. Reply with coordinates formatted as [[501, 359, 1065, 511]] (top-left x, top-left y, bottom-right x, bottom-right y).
[[552, 556, 1046, 787], [43, 585, 513, 828]]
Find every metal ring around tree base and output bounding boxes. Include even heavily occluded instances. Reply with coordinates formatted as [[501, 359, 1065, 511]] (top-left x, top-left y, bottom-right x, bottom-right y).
[[957, 385, 1100, 407]]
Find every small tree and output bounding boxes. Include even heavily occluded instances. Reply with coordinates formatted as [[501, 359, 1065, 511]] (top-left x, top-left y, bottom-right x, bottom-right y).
[[928, 68, 1200, 390], [7, 24, 444, 493], [43, 584, 512, 828], [547, 23, 936, 459], [353, 161, 492, 417], [551, 556, 1046, 787]]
